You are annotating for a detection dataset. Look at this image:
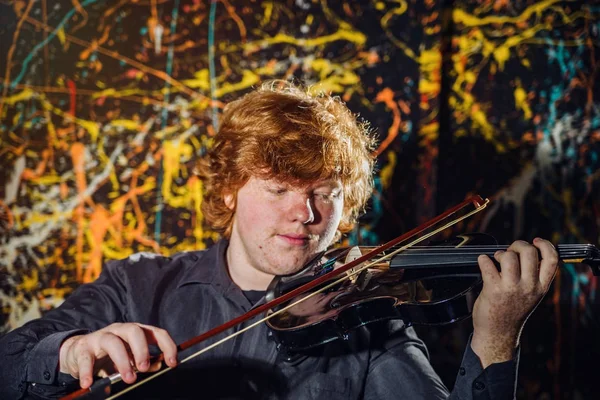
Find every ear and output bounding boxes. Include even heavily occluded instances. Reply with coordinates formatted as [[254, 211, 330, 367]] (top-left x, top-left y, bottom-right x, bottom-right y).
[[224, 192, 235, 210]]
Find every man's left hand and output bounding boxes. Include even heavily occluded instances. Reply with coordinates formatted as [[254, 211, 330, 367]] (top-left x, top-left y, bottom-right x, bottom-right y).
[[471, 238, 559, 368]]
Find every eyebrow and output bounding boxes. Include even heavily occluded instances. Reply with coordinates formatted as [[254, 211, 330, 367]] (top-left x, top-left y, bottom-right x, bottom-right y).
[[312, 180, 343, 190]]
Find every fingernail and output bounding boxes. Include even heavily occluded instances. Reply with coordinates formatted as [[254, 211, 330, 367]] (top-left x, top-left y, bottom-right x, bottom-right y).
[[169, 357, 177, 365], [140, 360, 149, 370], [125, 371, 135, 381]]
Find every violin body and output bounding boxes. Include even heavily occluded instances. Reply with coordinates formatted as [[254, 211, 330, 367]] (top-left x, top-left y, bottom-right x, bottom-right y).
[[265, 233, 493, 352]]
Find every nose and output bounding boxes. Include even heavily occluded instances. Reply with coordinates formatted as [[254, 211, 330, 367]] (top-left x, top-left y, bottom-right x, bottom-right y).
[[291, 196, 315, 225]]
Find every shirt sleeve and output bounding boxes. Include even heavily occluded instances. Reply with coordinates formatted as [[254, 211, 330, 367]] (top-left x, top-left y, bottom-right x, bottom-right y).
[[452, 339, 520, 400], [363, 325, 519, 400], [0, 259, 129, 399]]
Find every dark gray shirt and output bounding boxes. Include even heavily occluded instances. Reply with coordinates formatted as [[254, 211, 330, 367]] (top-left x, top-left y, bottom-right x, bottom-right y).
[[0, 240, 517, 399]]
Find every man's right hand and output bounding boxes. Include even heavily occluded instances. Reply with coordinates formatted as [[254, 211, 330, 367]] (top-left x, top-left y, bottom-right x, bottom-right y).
[[58, 323, 178, 389]]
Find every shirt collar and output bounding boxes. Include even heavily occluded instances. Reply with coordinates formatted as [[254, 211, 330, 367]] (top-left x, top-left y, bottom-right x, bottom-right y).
[[176, 238, 232, 288]]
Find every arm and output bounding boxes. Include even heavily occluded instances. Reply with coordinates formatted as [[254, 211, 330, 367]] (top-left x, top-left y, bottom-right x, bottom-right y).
[[0, 260, 127, 399], [453, 237, 557, 399], [0, 259, 177, 399], [470, 238, 558, 367], [363, 326, 518, 400], [0, 326, 90, 399], [365, 238, 557, 400], [363, 326, 449, 399]]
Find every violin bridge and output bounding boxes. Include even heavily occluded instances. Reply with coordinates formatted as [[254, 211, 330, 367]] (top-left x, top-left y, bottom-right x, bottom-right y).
[[343, 246, 373, 291]]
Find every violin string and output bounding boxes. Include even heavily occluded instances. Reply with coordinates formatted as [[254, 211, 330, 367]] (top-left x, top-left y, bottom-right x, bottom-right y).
[[386, 245, 589, 251], [394, 245, 588, 249], [384, 245, 589, 257]]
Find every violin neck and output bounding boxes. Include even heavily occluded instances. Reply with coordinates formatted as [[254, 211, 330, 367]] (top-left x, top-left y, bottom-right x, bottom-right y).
[[556, 244, 598, 265], [387, 244, 600, 276]]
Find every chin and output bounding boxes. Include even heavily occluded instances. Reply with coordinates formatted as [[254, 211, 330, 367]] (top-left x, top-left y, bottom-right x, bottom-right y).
[[269, 260, 308, 276]]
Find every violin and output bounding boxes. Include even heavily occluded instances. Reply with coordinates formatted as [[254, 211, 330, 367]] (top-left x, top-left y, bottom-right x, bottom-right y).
[[61, 195, 600, 399], [265, 232, 600, 353]]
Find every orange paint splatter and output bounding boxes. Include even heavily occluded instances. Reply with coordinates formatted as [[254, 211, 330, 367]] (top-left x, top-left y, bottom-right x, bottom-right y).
[[373, 87, 401, 157]]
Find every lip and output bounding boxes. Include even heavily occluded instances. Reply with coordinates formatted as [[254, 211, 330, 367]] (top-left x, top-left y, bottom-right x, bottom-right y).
[[278, 234, 310, 246]]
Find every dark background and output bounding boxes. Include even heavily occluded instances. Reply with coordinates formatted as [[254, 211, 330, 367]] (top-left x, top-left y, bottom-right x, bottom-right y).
[[1, 1, 599, 398]]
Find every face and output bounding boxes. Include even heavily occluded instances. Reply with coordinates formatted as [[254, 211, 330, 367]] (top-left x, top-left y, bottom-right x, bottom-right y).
[[225, 175, 344, 289]]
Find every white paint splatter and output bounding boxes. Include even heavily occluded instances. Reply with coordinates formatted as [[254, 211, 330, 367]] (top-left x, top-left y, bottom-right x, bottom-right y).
[[0, 144, 124, 273], [154, 24, 164, 55], [4, 155, 25, 205], [128, 251, 160, 263]]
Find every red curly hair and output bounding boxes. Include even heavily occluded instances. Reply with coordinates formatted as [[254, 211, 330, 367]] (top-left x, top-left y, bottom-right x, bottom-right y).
[[196, 80, 377, 239]]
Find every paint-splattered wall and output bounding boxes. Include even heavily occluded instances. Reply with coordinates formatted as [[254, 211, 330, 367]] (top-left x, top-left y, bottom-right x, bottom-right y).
[[1, 0, 598, 398]]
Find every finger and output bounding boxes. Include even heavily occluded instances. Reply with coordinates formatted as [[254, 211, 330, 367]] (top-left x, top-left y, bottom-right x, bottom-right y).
[[75, 350, 95, 389], [478, 254, 500, 285], [507, 240, 539, 286], [495, 250, 520, 284], [148, 359, 163, 373], [109, 324, 150, 372], [533, 238, 559, 289], [137, 324, 178, 368], [99, 333, 137, 384]]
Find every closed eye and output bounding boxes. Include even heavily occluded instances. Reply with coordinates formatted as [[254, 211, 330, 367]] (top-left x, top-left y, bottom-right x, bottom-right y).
[[314, 191, 340, 201], [268, 187, 288, 195]]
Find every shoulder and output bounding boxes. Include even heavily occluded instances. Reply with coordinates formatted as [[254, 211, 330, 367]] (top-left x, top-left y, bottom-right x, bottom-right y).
[[108, 247, 209, 269], [96, 240, 225, 297], [102, 248, 211, 285]]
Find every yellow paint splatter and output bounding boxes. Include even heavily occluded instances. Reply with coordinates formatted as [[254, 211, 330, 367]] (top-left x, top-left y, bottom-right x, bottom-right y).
[[246, 29, 366, 52], [453, 0, 562, 27], [57, 27, 66, 45], [379, 152, 397, 190], [4, 89, 35, 106], [162, 139, 195, 208], [111, 119, 141, 131], [18, 270, 39, 291], [514, 81, 532, 120]]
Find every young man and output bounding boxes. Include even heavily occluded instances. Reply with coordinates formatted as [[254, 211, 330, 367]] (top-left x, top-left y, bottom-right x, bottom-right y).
[[0, 81, 558, 399]]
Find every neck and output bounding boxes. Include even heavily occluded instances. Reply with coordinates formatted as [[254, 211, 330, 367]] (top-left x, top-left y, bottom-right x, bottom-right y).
[[225, 238, 274, 291]]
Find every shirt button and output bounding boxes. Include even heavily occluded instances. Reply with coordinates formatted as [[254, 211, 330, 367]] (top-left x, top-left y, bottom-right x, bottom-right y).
[[459, 367, 466, 376], [474, 381, 486, 391], [43, 370, 51, 380]]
